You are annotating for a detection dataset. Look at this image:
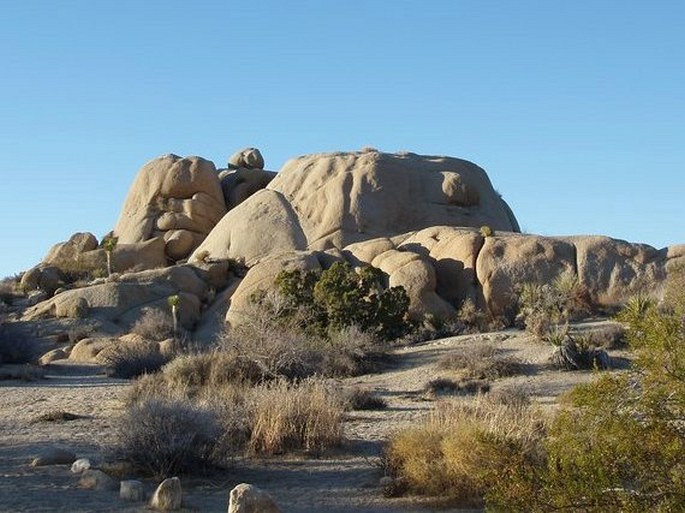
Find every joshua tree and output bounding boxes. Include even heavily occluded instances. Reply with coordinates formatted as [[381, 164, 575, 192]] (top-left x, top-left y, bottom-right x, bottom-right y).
[[103, 236, 118, 277], [167, 294, 180, 336]]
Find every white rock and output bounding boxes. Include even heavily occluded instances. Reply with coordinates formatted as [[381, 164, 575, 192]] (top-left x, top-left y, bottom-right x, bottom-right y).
[[150, 476, 182, 510], [70, 458, 92, 474], [227, 483, 281, 513]]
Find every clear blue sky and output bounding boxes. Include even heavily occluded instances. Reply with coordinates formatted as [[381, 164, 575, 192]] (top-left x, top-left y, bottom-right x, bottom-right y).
[[1, 1, 683, 278]]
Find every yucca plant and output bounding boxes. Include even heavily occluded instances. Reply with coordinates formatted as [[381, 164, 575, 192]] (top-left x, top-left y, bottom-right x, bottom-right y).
[[167, 294, 181, 337], [103, 236, 118, 277]]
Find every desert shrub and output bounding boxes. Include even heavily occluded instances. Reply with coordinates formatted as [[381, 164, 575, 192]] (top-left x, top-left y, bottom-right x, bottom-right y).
[[486, 384, 532, 407], [490, 270, 685, 512], [479, 225, 494, 237], [274, 262, 411, 341], [130, 308, 175, 342], [99, 342, 169, 379], [516, 274, 591, 340], [248, 378, 344, 456], [0, 321, 39, 364], [56, 257, 99, 284], [112, 399, 219, 477], [222, 301, 385, 379], [545, 327, 611, 371], [425, 377, 490, 396], [123, 367, 344, 462], [439, 344, 525, 380], [456, 298, 487, 331], [345, 388, 388, 410], [408, 313, 467, 343], [0, 274, 22, 304], [386, 397, 545, 507], [161, 350, 262, 394]]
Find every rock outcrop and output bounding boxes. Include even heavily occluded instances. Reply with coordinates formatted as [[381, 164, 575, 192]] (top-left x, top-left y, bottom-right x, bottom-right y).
[[17, 147, 684, 339], [113, 154, 227, 261], [193, 149, 520, 266]]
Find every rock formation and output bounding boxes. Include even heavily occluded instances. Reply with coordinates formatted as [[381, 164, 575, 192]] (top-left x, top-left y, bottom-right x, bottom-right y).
[[113, 154, 227, 261], [14, 147, 685, 344]]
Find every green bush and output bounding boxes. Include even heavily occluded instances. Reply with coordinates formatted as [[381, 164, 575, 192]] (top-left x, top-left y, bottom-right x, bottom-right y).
[[274, 262, 411, 341], [487, 270, 685, 512]]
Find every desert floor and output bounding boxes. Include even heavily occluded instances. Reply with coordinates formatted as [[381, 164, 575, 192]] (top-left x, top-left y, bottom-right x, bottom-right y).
[[0, 320, 627, 513]]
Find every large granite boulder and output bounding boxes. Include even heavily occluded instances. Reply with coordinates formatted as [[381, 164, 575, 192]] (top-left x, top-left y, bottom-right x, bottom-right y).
[[476, 234, 577, 318], [566, 236, 667, 306], [193, 190, 307, 267], [113, 154, 227, 261], [193, 150, 519, 267], [43, 232, 98, 266], [268, 150, 519, 250]]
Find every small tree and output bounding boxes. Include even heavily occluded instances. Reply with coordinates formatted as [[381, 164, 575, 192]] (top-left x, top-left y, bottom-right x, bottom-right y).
[[167, 295, 180, 337], [103, 236, 118, 277]]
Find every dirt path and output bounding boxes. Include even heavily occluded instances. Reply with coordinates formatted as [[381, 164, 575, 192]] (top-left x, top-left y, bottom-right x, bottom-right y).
[[0, 322, 625, 512]]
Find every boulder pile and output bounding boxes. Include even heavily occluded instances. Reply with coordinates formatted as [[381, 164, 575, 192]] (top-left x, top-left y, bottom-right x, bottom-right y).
[[16, 147, 685, 347]]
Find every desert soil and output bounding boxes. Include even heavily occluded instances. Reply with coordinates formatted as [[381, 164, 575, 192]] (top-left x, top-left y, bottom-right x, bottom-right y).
[[0, 321, 627, 513]]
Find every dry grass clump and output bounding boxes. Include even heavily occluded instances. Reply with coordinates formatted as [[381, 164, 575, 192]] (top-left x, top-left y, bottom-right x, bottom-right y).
[[426, 377, 490, 396], [221, 308, 383, 379], [98, 341, 169, 379], [344, 387, 388, 410], [130, 308, 175, 342], [0, 274, 22, 304], [122, 370, 344, 473], [439, 343, 525, 380], [386, 397, 545, 507], [112, 399, 219, 478], [485, 385, 532, 407], [248, 378, 344, 456], [162, 351, 263, 396]]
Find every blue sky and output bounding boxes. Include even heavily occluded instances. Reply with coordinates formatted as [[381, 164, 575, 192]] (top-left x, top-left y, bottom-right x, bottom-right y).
[[1, 1, 683, 278]]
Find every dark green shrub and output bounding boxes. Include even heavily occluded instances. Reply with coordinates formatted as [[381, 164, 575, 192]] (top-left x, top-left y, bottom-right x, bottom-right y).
[[345, 387, 388, 410], [274, 262, 411, 341]]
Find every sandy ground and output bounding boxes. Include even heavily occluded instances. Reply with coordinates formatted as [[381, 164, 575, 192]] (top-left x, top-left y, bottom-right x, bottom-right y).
[[0, 321, 627, 513]]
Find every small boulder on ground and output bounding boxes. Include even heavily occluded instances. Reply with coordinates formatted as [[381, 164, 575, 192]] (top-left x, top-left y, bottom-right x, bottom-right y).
[[150, 477, 182, 511], [38, 348, 67, 365], [228, 483, 281, 513], [79, 469, 118, 491], [70, 458, 92, 474]]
